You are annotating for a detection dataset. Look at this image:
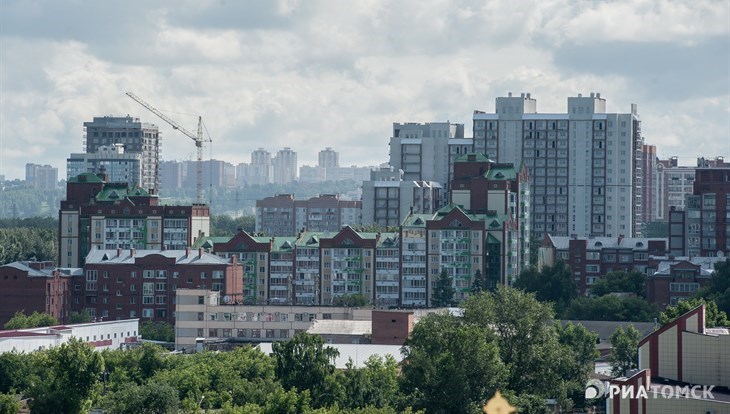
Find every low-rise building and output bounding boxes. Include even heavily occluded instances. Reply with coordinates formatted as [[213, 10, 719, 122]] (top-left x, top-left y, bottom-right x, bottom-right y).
[[0, 319, 139, 353], [645, 256, 723, 309], [0, 261, 78, 326]]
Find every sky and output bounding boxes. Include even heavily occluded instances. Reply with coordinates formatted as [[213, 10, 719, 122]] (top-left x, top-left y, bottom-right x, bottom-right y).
[[1, 0, 729, 181]]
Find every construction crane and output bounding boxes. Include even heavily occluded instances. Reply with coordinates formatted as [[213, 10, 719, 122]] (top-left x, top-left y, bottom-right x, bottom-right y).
[[126, 92, 208, 204]]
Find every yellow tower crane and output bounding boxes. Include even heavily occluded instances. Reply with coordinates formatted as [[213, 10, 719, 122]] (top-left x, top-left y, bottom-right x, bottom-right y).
[[126, 92, 209, 204]]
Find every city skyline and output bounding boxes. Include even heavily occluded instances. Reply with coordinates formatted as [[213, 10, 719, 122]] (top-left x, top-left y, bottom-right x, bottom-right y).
[[1, 0, 729, 180]]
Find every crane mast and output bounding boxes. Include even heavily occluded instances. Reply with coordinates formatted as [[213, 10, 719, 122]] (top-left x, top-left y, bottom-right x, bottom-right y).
[[126, 92, 206, 204]]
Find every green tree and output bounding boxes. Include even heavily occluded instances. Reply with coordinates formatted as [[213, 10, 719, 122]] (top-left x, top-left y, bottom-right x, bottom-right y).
[[401, 312, 507, 413], [0, 227, 57, 265], [609, 326, 640, 376], [272, 333, 340, 408], [431, 269, 455, 307], [0, 392, 22, 414], [697, 258, 730, 316], [211, 214, 256, 237], [139, 321, 175, 342], [332, 294, 369, 307], [659, 298, 729, 328], [514, 262, 577, 311], [554, 323, 600, 408], [470, 270, 484, 294], [590, 270, 646, 298], [28, 338, 104, 414], [4, 311, 59, 330], [104, 381, 179, 414], [561, 295, 658, 322], [68, 309, 93, 324]]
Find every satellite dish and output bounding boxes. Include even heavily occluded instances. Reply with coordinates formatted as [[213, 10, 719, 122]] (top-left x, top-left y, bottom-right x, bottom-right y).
[[223, 295, 231, 304]]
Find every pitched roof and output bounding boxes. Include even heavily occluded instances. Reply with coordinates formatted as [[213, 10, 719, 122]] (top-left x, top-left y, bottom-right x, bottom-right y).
[[85, 249, 229, 265]]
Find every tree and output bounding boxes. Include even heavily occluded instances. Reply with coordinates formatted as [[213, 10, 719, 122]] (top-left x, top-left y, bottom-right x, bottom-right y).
[[211, 215, 256, 237], [0, 392, 22, 414], [4, 311, 59, 330], [554, 323, 600, 408], [697, 258, 730, 316], [139, 321, 175, 342], [332, 294, 369, 307], [68, 309, 93, 324], [514, 262, 577, 312], [272, 333, 340, 408], [609, 325, 640, 376], [104, 381, 179, 414], [561, 295, 658, 322], [470, 270, 484, 294], [401, 312, 507, 413], [28, 338, 104, 414], [590, 270, 646, 298], [431, 269, 455, 307], [659, 298, 729, 328]]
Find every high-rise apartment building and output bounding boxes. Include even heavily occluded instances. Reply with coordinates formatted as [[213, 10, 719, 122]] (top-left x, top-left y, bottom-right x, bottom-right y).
[[274, 147, 297, 184], [673, 165, 730, 257], [67, 144, 142, 188], [318, 147, 339, 168], [640, 144, 657, 231], [655, 156, 727, 222], [83, 116, 161, 193], [237, 148, 274, 186], [388, 122, 467, 203], [361, 166, 443, 227], [255, 194, 362, 236], [25, 163, 58, 191], [473, 92, 644, 239], [159, 160, 184, 190], [183, 159, 235, 189]]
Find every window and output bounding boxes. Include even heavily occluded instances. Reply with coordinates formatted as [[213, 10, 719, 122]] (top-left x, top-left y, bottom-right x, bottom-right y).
[[142, 309, 153, 318], [198, 296, 205, 304]]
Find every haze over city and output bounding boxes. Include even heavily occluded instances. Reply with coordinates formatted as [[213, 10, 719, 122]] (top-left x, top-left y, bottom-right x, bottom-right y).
[[1, 0, 729, 180]]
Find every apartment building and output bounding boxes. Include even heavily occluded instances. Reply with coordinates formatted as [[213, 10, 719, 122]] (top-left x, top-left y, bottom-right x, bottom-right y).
[[645, 256, 722, 309], [640, 144, 657, 229], [319, 227, 377, 305], [67, 144, 142, 188], [274, 147, 297, 184], [388, 122, 467, 204], [59, 173, 210, 268], [0, 261, 77, 326], [473, 92, 644, 239], [539, 235, 668, 294], [83, 115, 160, 193], [25, 163, 58, 191], [79, 248, 241, 324], [676, 165, 730, 257], [255, 193, 361, 236], [361, 166, 443, 227]]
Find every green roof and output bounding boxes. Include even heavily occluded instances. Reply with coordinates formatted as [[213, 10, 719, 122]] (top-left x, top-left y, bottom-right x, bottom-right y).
[[271, 237, 297, 252], [401, 213, 431, 227], [95, 183, 151, 201], [295, 232, 324, 247], [192, 236, 232, 249], [485, 165, 517, 180], [376, 232, 399, 248]]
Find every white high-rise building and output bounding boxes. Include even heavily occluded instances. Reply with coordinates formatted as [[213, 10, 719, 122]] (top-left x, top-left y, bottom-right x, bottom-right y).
[[318, 147, 339, 168], [274, 147, 298, 184], [473, 92, 644, 238]]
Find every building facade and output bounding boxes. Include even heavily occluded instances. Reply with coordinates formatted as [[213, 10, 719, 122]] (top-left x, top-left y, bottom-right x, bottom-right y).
[[640, 144, 657, 231], [473, 92, 644, 239], [318, 147, 339, 168], [59, 173, 210, 268], [255, 193, 362, 236], [361, 166, 443, 227], [83, 115, 161, 193], [0, 319, 139, 353], [0, 261, 76, 326], [645, 257, 721, 309], [25, 163, 57, 191], [67, 144, 143, 188], [79, 249, 241, 324], [539, 235, 668, 295], [274, 147, 297, 184]]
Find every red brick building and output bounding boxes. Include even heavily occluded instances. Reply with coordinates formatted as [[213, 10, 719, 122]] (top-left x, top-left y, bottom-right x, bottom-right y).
[[645, 257, 721, 309], [371, 310, 414, 345], [0, 261, 75, 326], [78, 248, 241, 324], [539, 235, 667, 294]]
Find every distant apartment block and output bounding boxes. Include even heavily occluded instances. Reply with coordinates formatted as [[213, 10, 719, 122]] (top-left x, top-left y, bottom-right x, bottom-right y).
[[59, 173, 210, 268], [255, 193, 361, 236], [25, 163, 57, 191], [274, 147, 297, 184], [83, 115, 160, 193], [473, 92, 645, 238], [669, 164, 730, 257], [539, 235, 668, 295], [640, 144, 657, 229], [299, 165, 375, 183], [159, 160, 183, 190], [184, 159, 236, 189], [237, 148, 275, 186], [361, 166, 443, 227], [319, 147, 339, 168], [67, 144, 142, 188]]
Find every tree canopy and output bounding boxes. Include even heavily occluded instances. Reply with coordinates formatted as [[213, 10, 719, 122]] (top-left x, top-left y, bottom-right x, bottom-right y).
[[659, 298, 729, 328], [589, 270, 646, 298], [561, 295, 658, 322], [609, 326, 640, 377], [431, 269, 455, 307], [4, 311, 59, 330], [514, 262, 577, 311]]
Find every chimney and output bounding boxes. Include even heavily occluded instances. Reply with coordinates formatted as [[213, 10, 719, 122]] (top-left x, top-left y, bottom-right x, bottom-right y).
[[198, 248, 204, 258], [117, 247, 122, 258], [185, 247, 190, 258], [130, 248, 135, 257], [618, 234, 625, 245]]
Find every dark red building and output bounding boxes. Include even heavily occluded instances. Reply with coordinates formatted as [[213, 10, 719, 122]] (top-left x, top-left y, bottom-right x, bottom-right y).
[[0, 261, 74, 326], [78, 248, 241, 324], [645, 257, 720, 309]]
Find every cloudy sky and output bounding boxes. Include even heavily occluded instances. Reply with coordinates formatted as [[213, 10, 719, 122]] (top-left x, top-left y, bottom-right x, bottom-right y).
[[1, 0, 728, 180]]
